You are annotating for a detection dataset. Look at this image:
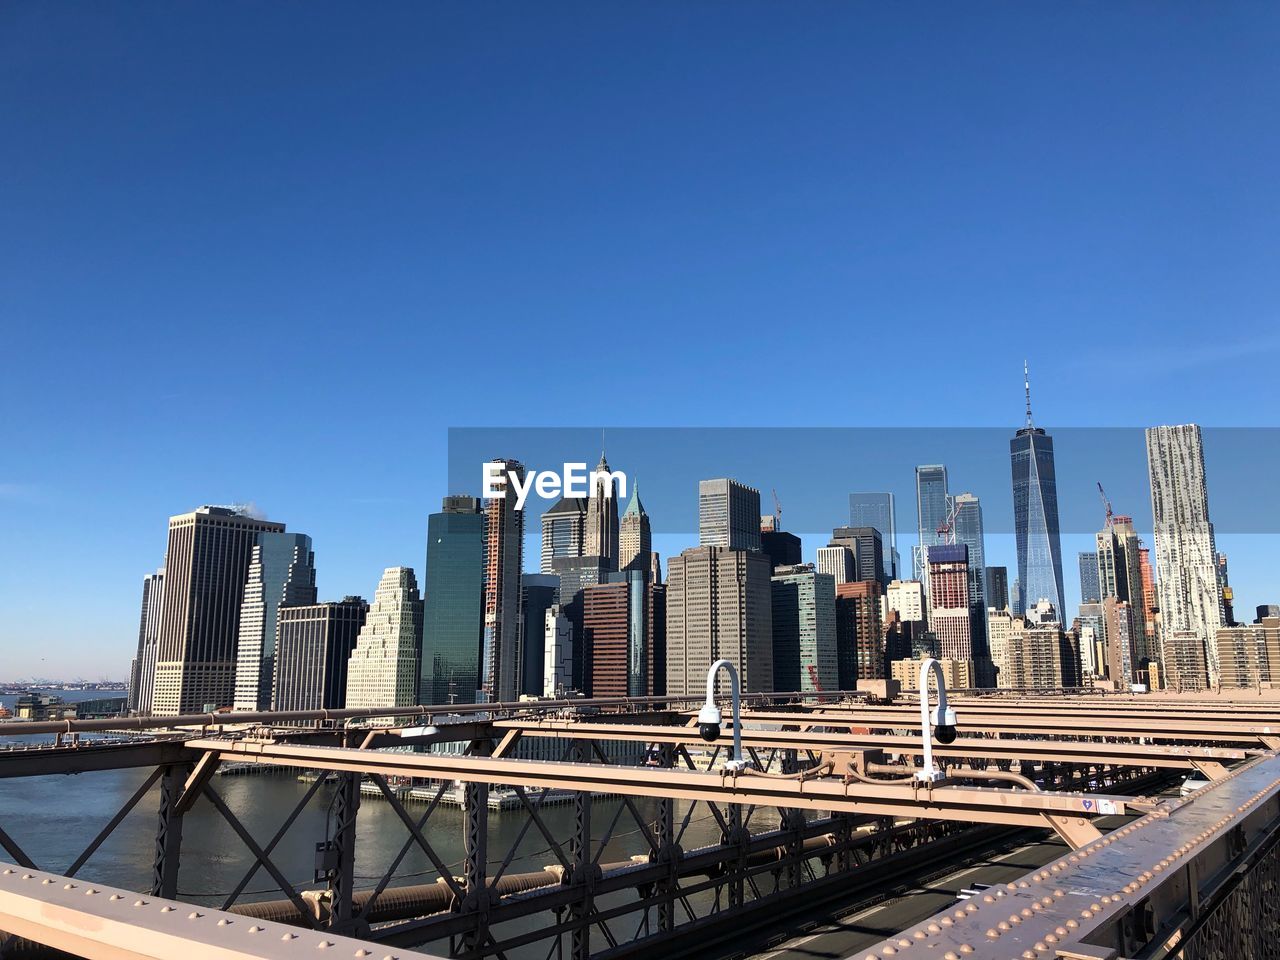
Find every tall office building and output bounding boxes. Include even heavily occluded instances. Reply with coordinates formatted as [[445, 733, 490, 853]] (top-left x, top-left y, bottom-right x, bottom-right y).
[[761, 527, 802, 572], [152, 506, 286, 715], [1139, 545, 1159, 653], [1010, 577, 1025, 617], [345, 567, 424, 716], [482, 459, 526, 702], [233, 533, 317, 711], [849, 492, 898, 581], [543, 605, 574, 697], [1078, 552, 1101, 605], [1146, 425, 1225, 686], [770, 565, 838, 693], [552, 554, 612, 692], [421, 496, 485, 705], [698, 479, 762, 552], [128, 569, 165, 714], [830, 526, 886, 586], [994, 615, 1078, 690], [1258, 605, 1280, 622], [951, 493, 987, 654], [816, 545, 854, 585], [835, 580, 885, 686], [1096, 515, 1148, 659], [618, 482, 652, 573], [584, 452, 620, 566], [273, 597, 368, 712], [519, 574, 559, 697], [1103, 597, 1139, 688], [540, 496, 586, 574], [1010, 364, 1065, 618], [926, 545, 973, 662], [914, 465, 949, 581], [665, 545, 773, 696], [583, 570, 663, 698], [985, 566, 1010, 612]]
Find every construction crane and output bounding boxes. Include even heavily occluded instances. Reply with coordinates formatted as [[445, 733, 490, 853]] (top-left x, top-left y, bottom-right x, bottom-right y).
[[772, 488, 782, 529], [935, 496, 963, 545], [1097, 482, 1114, 527]]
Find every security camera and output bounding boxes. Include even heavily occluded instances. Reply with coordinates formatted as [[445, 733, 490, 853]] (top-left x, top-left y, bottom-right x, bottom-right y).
[[697, 701, 722, 743], [930, 704, 958, 744]]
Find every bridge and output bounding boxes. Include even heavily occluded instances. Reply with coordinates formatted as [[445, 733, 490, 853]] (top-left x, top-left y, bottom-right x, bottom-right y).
[[1, 687, 1277, 960]]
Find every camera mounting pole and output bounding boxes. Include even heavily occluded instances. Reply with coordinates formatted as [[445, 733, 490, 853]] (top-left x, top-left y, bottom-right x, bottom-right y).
[[917, 656, 957, 783], [699, 659, 747, 772]]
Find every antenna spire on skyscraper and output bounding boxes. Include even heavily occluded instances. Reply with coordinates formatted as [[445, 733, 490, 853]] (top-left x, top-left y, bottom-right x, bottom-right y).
[[1024, 360, 1033, 428]]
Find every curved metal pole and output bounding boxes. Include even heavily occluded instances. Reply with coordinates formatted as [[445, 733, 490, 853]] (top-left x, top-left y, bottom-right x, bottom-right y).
[[918, 657, 949, 782], [706, 659, 745, 771]]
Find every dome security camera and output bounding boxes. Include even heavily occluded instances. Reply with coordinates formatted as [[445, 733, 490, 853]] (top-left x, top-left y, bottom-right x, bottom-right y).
[[930, 704, 958, 744], [697, 701, 722, 743]]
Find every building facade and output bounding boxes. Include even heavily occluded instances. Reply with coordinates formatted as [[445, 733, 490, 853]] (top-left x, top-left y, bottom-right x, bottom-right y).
[[830, 526, 886, 587], [698, 478, 762, 552], [152, 506, 286, 715], [1010, 371, 1065, 619], [233, 532, 317, 711], [583, 452, 620, 566], [540, 496, 586, 574], [816, 545, 854, 585], [770, 564, 838, 693], [1078, 552, 1101, 605], [128, 568, 165, 715], [273, 597, 368, 712], [914, 465, 949, 582], [835, 580, 884, 687], [849, 492, 898, 581], [1146, 425, 1224, 686], [618, 482, 652, 573], [482, 459, 526, 702], [1215, 618, 1280, 689], [421, 496, 485, 705], [985, 566, 1010, 612], [665, 545, 773, 696], [345, 567, 424, 717]]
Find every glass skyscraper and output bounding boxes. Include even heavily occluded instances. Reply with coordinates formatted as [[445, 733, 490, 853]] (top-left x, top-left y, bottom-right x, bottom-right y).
[[1078, 551, 1101, 604], [1010, 369, 1065, 619], [421, 495, 485, 705], [849, 492, 898, 581], [914, 465, 949, 581], [951, 492, 988, 655]]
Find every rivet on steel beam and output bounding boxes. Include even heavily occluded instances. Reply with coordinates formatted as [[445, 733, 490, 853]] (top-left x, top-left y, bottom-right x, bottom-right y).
[[982, 895, 996, 903], [161, 906, 175, 913], [318, 943, 333, 950], [897, 939, 912, 947], [63, 883, 75, 889], [986, 929, 1000, 938], [1035, 944, 1048, 953], [134, 900, 147, 907], [881, 948, 896, 956], [959, 947, 974, 955], [942, 952, 958, 960], [1055, 926, 1068, 936], [109, 893, 122, 900], [927, 922, 941, 932], [188, 911, 203, 919], [997, 921, 1010, 931], [282, 933, 298, 940], [2, 868, 12, 875], [1017, 881, 1029, 888], [249, 925, 264, 933], [42, 879, 53, 885], [1008, 915, 1022, 925], [218, 919, 232, 926], [913, 930, 927, 939], [1066, 919, 1079, 929], [1022, 907, 1035, 916], [940, 917, 954, 926]]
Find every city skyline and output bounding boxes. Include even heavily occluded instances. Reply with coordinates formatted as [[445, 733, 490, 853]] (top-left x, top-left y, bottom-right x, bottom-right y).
[[6, 4, 1280, 677]]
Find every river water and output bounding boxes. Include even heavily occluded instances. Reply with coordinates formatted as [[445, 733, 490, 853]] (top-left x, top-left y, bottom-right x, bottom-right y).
[[0, 692, 772, 955]]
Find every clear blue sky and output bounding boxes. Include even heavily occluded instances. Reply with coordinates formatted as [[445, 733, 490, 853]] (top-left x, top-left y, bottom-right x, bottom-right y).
[[2, 3, 1278, 678]]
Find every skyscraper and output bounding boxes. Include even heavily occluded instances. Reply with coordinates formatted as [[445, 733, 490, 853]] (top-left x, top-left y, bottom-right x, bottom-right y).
[[914, 465, 949, 581], [926, 544, 977, 668], [849, 492, 898, 581], [233, 533, 317, 711], [665, 545, 773, 696], [1010, 364, 1065, 617], [1146, 424, 1224, 686], [985, 566, 1010, 612], [345, 567, 424, 717], [273, 597, 368, 712], [128, 569, 165, 714], [482, 459, 526, 702], [1096, 515, 1148, 659], [152, 506, 286, 715], [1103, 597, 1138, 688], [770, 564, 838, 693], [816, 545, 854, 585], [1078, 552, 1101, 605], [618, 482, 652, 573], [698, 478, 762, 552], [760, 526, 802, 572], [835, 580, 885, 686], [950, 493, 987, 655], [540, 496, 586, 574], [830, 526, 886, 586], [421, 496, 485, 705], [519, 574, 559, 697], [583, 452, 620, 567]]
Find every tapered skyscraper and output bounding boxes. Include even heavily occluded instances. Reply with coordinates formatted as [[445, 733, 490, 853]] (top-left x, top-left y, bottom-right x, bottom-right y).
[[618, 481, 652, 573], [345, 567, 424, 718], [1010, 364, 1064, 618], [1146, 424, 1224, 688], [914, 465, 948, 582], [233, 533, 317, 711], [584, 451, 620, 567]]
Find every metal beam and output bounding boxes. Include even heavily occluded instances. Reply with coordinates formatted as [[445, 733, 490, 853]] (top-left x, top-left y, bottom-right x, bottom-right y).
[[0, 864, 445, 960], [187, 739, 1129, 836]]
